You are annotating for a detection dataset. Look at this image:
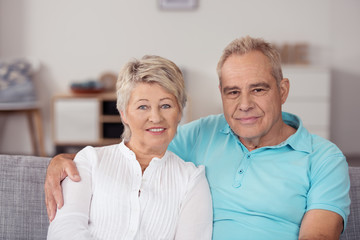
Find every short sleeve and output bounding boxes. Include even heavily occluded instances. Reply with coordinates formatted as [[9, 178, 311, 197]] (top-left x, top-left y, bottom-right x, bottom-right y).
[[306, 152, 351, 228]]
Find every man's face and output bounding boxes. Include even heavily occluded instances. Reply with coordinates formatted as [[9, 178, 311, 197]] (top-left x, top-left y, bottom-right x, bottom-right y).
[[219, 51, 289, 146]]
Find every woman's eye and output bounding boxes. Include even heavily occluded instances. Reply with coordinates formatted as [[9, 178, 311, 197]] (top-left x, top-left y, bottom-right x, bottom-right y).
[[161, 104, 171, 109], [138, 105, 148, 110]]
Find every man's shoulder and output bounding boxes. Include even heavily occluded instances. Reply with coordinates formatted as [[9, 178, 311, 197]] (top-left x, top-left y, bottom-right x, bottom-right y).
[[181, 113, 226, 130], [310, 134, 344, 157], [283, 112, 344, 157], [170, 114, 227, 163]]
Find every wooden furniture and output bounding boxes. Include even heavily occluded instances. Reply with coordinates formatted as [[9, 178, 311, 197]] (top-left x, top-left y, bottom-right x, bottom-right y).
[[282, 66, 330, 139], [52, 92, 123, 153], [0, 102, 46, 156]]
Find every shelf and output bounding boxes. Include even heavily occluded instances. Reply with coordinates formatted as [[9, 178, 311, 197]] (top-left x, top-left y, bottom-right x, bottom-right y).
[[100, 115, 121, 122], [52, 91, 123, 153]]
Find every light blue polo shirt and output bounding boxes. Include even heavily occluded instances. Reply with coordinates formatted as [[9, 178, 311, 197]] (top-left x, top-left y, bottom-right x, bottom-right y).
[[168, 112, 350, 240]]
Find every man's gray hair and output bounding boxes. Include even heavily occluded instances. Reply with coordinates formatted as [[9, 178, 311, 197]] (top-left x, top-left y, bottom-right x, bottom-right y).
[[217, 36, 283, 86]]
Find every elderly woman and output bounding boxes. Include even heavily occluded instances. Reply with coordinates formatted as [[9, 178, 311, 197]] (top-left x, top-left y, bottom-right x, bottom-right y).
[[47, 55, 213, 239]]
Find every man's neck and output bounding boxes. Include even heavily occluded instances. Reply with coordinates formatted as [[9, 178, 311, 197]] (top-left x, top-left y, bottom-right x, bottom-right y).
[[240, 122, 296, 151]]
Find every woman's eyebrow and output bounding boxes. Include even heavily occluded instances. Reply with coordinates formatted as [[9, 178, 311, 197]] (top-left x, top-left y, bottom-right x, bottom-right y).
[[135, 99, 149, 103], [160, 97, 174, 101]]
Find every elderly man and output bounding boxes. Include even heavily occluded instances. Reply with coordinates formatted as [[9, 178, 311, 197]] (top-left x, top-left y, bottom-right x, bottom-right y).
[[45, 36, 350, 239]]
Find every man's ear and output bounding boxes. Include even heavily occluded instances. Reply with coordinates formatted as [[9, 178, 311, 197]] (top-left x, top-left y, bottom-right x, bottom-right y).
[[279, 78, 290, 104], [120, 111, 128, 125]]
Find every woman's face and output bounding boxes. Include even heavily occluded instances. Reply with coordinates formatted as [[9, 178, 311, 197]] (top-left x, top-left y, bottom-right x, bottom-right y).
[[121, 82, 182, 155]]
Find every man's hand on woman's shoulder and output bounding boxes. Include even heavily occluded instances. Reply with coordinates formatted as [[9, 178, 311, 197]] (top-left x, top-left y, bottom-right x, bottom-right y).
[[44, 153, 78, 222]]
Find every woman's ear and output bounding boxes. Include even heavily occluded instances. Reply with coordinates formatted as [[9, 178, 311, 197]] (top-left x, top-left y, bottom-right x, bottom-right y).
[[120, 111, 128, 125]]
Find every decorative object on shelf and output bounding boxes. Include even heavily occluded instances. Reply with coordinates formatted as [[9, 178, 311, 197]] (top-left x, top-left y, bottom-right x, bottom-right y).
[[0, 57, 45, 156], [99, 72, 117, 92], [0, 58, 38, 103], [159, 0, 198, 10], [273, 43, 309, 65], [70, 79, 104, 94]]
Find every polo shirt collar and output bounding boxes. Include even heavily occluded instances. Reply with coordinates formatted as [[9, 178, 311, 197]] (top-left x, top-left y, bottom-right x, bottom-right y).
[[219, 112, 312, 153], [220, 118, 232, 134], [282, 112, 312, 153]]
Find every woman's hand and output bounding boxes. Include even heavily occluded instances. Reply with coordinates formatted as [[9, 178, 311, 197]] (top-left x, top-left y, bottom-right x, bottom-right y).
[[44, 153, 79, 222]]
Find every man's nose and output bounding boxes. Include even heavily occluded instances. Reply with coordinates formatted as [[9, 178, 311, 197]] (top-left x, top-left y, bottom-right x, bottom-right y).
[[238, 93, 254, 112]]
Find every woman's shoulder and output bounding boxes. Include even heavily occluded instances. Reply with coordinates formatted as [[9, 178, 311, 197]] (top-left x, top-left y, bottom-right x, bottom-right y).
[[94, 143, 121, 155], [166, 151, 206, 179], [75, 143, 121, 165]]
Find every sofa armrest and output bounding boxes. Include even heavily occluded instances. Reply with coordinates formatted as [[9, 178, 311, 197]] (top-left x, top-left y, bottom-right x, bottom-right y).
[[341, 166, 360, 239], [0, 154, 51, 240]]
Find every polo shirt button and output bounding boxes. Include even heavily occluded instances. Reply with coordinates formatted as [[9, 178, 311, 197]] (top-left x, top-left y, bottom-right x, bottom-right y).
[[238, 169, 244, 174], [233, 182, 241, 188], [247, 155, 250, 159]]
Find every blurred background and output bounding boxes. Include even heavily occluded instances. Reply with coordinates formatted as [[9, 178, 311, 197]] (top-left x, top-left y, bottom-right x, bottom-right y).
[[0, 0, 359, 163]]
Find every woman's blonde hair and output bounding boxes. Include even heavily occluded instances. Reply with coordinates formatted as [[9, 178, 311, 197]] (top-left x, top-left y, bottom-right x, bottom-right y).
[[116, 55, 187, 141]]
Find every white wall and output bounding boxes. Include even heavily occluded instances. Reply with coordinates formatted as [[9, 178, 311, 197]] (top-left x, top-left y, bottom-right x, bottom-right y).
[[0, 0, 359, 156]]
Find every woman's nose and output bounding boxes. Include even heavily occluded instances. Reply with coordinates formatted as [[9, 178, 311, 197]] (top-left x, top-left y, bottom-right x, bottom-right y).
[[149, 108, 162, 123]]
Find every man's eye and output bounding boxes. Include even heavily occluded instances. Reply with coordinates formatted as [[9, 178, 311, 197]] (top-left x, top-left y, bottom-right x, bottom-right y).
[[252, 88, 268, 95], [227, 91, 240, 98], [253, 88, 264, 93], [228, 91, 239, 95], [161, 104, 171, 109]]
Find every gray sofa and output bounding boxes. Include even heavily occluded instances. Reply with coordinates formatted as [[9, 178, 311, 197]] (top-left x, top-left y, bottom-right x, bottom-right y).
[[0, 154, 359, 240]]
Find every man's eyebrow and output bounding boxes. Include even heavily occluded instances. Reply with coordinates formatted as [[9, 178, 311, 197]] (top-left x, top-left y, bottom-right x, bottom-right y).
[[222, 82, 271, 92], [222, 86, 240, 93], [250, 82, 271, 89]]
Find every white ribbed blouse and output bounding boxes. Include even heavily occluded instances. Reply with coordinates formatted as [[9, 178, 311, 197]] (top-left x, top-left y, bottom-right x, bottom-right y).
[[47, 142, 213, 240]]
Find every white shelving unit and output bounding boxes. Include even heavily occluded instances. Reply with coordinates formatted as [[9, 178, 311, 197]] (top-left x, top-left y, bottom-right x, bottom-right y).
[[52, 92, 123, 153], [282, 65, 331, 139]]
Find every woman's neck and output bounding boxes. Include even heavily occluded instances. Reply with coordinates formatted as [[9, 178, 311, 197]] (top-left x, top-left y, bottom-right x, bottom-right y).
[[125, 141, 166, 173]]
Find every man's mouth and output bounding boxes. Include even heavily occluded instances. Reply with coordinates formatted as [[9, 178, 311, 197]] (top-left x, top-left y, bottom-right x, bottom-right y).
[[236, 116, 259, 124]]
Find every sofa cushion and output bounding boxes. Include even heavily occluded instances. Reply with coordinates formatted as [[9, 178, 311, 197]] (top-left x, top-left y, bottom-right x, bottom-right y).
[[0, 154, 359, 239], [0, 154, 50, 240]]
